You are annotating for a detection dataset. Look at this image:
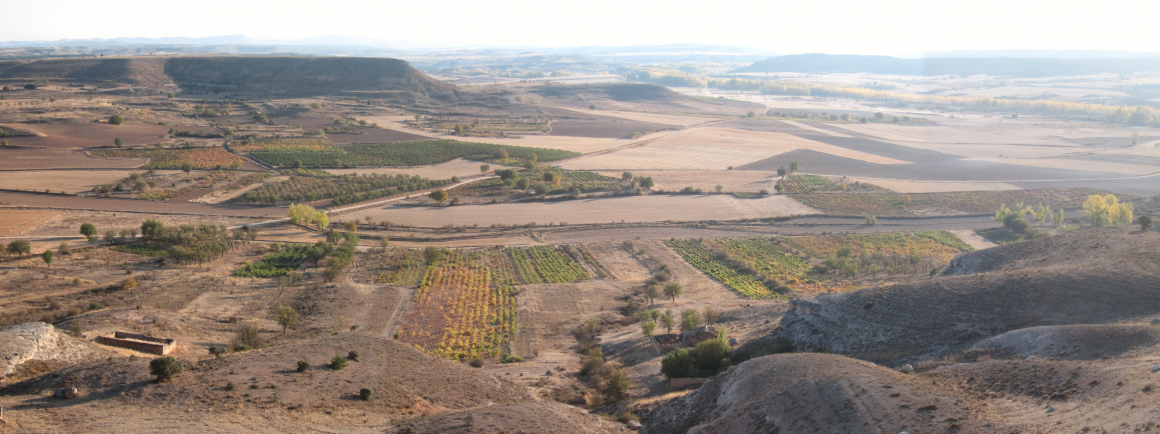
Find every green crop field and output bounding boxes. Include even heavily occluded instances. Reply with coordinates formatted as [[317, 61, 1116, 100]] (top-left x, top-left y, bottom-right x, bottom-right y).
[[249, 139, 578, 168], [234, 244, 310, 277], [233, 173, 447, 205]]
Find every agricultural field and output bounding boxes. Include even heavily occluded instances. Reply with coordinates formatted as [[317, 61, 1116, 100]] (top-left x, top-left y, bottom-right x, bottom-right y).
[[233, 172, 447, 205], [667, 231, 973, 297], [228, 138, 330, 153], [110, 243, 171, 257], [665, 238, 779, 299], [83, 170, 268, 202], [509, 245, 590, 284], [790, 188, 1118, 217], [376, 249, 428, 286], [447, 168, 623, 204], [89, 147, 245, 170], [394, 248, 519, 360], [249, 139, 578, 168], [0, 121, 172, 149], [775, 173, 886, 194], [975, 227, 1024, 245], [234, 244, 310, 277], [406, 117, 550, 137]]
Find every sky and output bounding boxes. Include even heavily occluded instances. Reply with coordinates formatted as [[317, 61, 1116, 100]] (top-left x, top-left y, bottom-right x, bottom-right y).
[[1, 0, 1157, 56]]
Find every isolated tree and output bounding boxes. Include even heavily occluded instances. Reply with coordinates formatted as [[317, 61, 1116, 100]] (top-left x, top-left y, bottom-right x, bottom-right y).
[[1140, 215, 1153, 232], [702, 307, 721, 325], [113, 137, 124, 147], [1, 139, 7, 147], [40, 250, 53, 267], [1131, 132, 1139, 146], [660, 309, 675, 333], [644, 283, 659, 304], [181, 162, 193, 174], [715, 184, 723, 193], [428, 190, 449, 202], [606, 368, 631, 401], [544, 171, 561, 186], [424, 246, 443, 265], [108, 114, 124, 125], [622, 171, 633, 182], [777, 166, 787, 178], [1054, 208, 1066, 226], [141, 219, 164, 239], [274, 305, 299, 333], [637, 177, 654, 190], [150, 357, 182, 382], [7, 239, 30, 258], [479, 164, 490, 173], [679, 309, 701, 332], [789, 162, 799, 173], [775, 183, 784, 194], [589, 104, 596, 110], [104, 229, 117, 243], [641, 320, 656, 337], [664, 282, 683, 302], [80, 223, 98, 244]]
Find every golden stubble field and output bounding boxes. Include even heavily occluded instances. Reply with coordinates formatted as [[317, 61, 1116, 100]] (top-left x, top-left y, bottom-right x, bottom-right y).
[[562, 127, 906, 170]]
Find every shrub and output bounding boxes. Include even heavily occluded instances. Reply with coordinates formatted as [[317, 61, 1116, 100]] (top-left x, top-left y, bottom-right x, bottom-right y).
[[88, 302, 105, 311], [234, 324, 264, 349], [329, 354, 348, 370], [149, 356, 182, 382], [232, 344, 251, 352], [209, 346, 227, 358], [468, 357, 484, 368], [360, 387, 373, 401], [605, 368, 631, 401], [348, 350, 360, 362], [680, 309, 701, 332], [660, 330, 733, 379], [108, 114, 124, 125], [297, 360, 310, 372], [225, 381, 237, 391], [500, 353, 524, 363]]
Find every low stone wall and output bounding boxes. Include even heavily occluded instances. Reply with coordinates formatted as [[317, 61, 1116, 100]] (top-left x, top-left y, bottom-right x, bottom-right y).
[[95, 332, 175, 355]]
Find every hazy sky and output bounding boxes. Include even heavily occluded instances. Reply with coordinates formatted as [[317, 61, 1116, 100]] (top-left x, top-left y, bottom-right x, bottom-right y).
[[2, 0, 1156, 56]]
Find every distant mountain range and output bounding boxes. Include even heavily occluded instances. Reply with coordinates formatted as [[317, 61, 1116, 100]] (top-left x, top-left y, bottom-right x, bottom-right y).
[[733, 53, 1160, 77]]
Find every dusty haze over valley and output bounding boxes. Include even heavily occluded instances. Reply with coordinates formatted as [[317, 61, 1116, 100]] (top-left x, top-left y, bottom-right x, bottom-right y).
[[0, 1, 1159, 433]]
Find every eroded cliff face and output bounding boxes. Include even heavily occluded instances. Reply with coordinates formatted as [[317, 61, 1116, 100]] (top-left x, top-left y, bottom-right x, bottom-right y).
[[0, 322, 109, 378], [753, 230, 1160, 366]]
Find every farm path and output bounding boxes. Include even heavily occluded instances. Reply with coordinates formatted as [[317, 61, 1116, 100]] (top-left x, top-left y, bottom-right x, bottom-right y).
[[343, 253, 411, 338], [948, 229, 998, 250]]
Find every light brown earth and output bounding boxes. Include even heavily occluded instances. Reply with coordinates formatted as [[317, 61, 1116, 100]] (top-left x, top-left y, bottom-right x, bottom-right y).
[[0, 209, 59, 235], [339, 194, 818, 227], [0, 170, 150, 194], [562, 128, 907, 170], [0, 121, 174, 149], [596, 170, 777, 193], [0, 148, 148, 170], [846, 178, 1020, 193]]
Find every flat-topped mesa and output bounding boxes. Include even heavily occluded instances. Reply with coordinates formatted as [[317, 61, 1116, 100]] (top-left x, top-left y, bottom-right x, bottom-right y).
[[0, 56, 462, 102]]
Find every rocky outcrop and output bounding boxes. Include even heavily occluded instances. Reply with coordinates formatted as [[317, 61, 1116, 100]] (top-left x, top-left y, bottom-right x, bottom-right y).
[[0, 322, 109, 378]]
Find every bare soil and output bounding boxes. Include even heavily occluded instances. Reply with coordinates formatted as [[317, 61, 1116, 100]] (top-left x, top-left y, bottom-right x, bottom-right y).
[[0, 121, 172, 149]]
